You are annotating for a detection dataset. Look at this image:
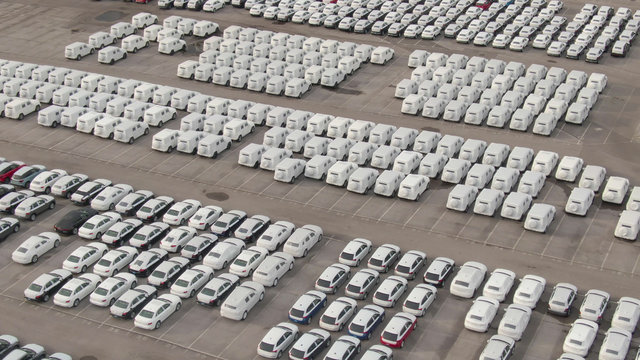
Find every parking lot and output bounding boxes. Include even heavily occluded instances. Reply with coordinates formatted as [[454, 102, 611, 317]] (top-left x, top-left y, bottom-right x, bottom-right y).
[[1, 0, 640, 359]]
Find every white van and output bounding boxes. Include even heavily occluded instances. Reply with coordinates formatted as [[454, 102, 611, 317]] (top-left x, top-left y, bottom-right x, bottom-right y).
[[479, 88, 501, 108], [106, 97, 133, 117], [464, 103, 490, 125], [68, 90, 92, 108], [522, 94, 547, 116], [284, 64, 305, 79], [193, 63, 215, 82], [421, 97, 447, 119], [411, 67, 434, 84], [223, 119, 254, 141], [117, 79, 142, 98], [509, 108, 534, 131], [285, 78, 311, 98], [266, 107, 293, 127], [4, 99, 40, 120], [80, 74, 105, 92], [393, 151, 423, 174], [354, 44, 374, 63], [565, 188, 594, 216], [307, 114, 334, 136], [501, 192, 533, 220], [390, 128, 419, 150], [260, 148, 293, 171], [576, 88, 598, 110], [347, 142, 377, 166], [586, 73, 607, 93], [327, 117, 354, 139], [263, 127, 289, 148], [18, 81, 44, 99], [564, 103, 589, 125], [229, 69, 251, 89], [61, 107, 90, 128], [491, 167, 520, 193], [123, 102, 151, 122], [64, 42, 94, 60], [51, 86, 79, 107], [47, 68, 72, 85], [435, 135, 463, 158], [374, 170, 405, 197], [76, 112, 104, 133], [531, 150, 559, 177], [286, 110, 314, 131], [253, 43, 271, 58], [441, 158, 472, 184], [303, 137, 331, 158], [417, 153, 448, 178], [206, 98, 231, 116], [94, 116, 124, 139], [180, 113, 206, 132], [265, 75, 286, 95], [171, 90, 197, 111], [457, 86, 481, 105], [370, 145, 401, 170], [395, 79, 418, 99], [284, 130, 313, 153], [152, 129, 180, 152], [398, 174, 429, 201], [199, 49, 219, 64], [203, 115, 230, 135], [544, 98, 568, 122], [473, 189, 505, 216], [144, 105, 176, 127], [89, 93, 115, 113], [452, 69, 474, 87], [31, 65, 55, 82], [447, 184, 479, 212], [114, 121, 149, 144], [402, 94, 428, 115], [228, 100, 255, 120], [326, 161, 358, 187], [197, 134, 231, 159], [442, 100, 468, 122], [524, 203, 556, 233], [482, 143, 510, 168], [303, 52, 322, 67], [247, 103, 272, 125], [412, 131, 441, 155], [615, 210, 640, 240], [35, 83, 60, 104], [327, 138, 356, 161], [134, 83, 159, 103], [517, 171, 546, 197], [417, 80, 438, 97], [223, 25, 242, 39], [555, 156, 584, 182], [347, 168, 379, 194], [320, 68, 346, 88], [274, 158, 307, 183], [37, 105, 63, 127], [238, 143, 267, 168], [235, 43, 254, 57], [304, 155, 337, 180], [507, 147, 535, 172], [486, 106, 513, 128], [176, 131, 206, 154], [465, 164, 495, 189], [408, 50, 429, 68]]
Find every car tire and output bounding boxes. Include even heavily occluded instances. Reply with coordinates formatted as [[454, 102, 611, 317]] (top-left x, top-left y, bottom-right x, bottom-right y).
[[259, 292, 264, 301], [72, 227, 78, 235], [165, 280, 171, 288], [288, 262, 293, 271], [96, 232, 102, 239], [144, 128, 149, 135], [355, 259, 360, 267], [29, 214, 36, 221], [303, 249, 308, 257], [110, 59, 115, 65], [109, 298, 115, 306], [18, 113, 24, 120], [133, 47, 138, 54], [338, 323, 344, 331], [190, 290, 195, 298], [129, 310, 135, 319], [273, 278, 278, 287], [109, 204, 115, 211], [73, 299, 80, 307], [43, 294, 49, 302], [32, 255, 39, 263], [129, 137, 134, 144], [54, 239, 60, 248], [81, 265, 87, 273], [176, 302, 181, 311], [112, 269, 118, 276], [45, 187, 51, 194], [13, 225, 20, 232]]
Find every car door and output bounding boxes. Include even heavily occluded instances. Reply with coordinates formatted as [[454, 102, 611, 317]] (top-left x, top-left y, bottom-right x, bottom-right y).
[[192, 273, 203, 289], [111, 282, 123, 298], [218, 282, 230, 300], [83, 249, 95, 265]]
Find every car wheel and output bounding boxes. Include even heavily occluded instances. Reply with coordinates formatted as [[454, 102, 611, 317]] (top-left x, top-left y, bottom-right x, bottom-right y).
[[81, 265, 87, 273], [112, 268, 118, 276], [241, 311, 247, 320], [365, 332, 371, 340], [109, 203, 115, 211], [165, 280, 171, 288], [29, 214, 36, 221], [96, 232, 102, 239], [110, 59, 115, 65], [18, 113, 24, 120], [288, 262, 293, 271], [338, 323, 343, 331], [303, 249, 308, 257], [355, 259, 360, 267], [170, 50, 175, 55], [54, 239, 60, 248], [273, 277, 278, 287], [13, 224, 19, 232], [129, 137, 134, 144], [44, 187, 51, 194], [259, 292, 264, 301], [73, 299, 80, 307], [32, 255, 39, 263], [43, 294, 49, 302], [109, 298, 115, 306], [66, 192, 72, 199], [222, 261, 227, 268], [129, 310, 135, 319], [400, 340, 404, 348], [72, 227, 78, 235], [190, 290, 195, 298], [76, 55, 81, 61], [175, 302, 181, 311], [133, 47, 138, 54]]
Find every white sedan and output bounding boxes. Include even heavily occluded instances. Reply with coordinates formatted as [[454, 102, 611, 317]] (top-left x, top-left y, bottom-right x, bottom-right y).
[[170, 265, 214, 298], [203, 238, 245, 269], [256, 221, 296, 252], [93, 246, 138, 277], [162, 199, 201, 226], [62, 242, 109, 273], [159, 226, 197, 253], [134, 294, 182, 330], [509, 36, 529, 51], [11, 232, 60, 264], [89, 273, 137, 307], [78, 211, 122, 240], [229, 246, 269, 277], [188, 205, 223, 230], [53, 273, 102, 308]]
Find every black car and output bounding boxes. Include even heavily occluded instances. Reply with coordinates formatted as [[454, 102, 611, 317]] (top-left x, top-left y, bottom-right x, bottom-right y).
[[233, 215, 270, 242], [188, 0, 206, 10], [0, 190, 34, 214], [129, 222, 170, 250], [115, 190, 154, 216], [135, 196, 174, 222], [24, 269, 73, 302], [0, 217, 19, 241], [148, 257, 191, 288], [69, 180, 111, 205], [101, 219, 144, 247], [0, 335, 19, 358], [197, 273, 240, 306], [0, 184, 15, 197], [110, 285, 157, 319], [54, 208, 99, 235], [210, 210, 247, 237]]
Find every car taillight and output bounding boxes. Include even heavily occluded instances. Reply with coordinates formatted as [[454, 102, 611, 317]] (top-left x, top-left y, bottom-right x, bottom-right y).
[[105, 269, 110, 273], [148, 322, 152, 325], [171, 244, 176, 247], [66, 300, 70, 303], [102, 299, 107, 302]]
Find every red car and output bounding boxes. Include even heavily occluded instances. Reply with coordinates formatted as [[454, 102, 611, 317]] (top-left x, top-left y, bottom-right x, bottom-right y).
[[475, 0, 493, 10], [0, 161, 25, 183], [380, 312, 417, 348]]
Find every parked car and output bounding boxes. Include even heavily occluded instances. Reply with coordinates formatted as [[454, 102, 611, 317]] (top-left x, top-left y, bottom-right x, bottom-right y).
[[320, 297, 358, 331], [129, 222, 170, 250], [203, 238, 245, 270], [339, 238, 372, 266], [288, 328, 331, 360], [196, 273, 240, 306], [62, 242, 108, 273], [211, 210, 247, 237], [548, 283, 578, 316], [109, 284, 158, 319], [13, 195, 55, 221], [12, 232, 60, 264], [220, 281, 265, 320], [24, 269, 72, 302], [93, 246, 138, 277], [379, 312, 417, 348], [53, 273, 101, 308], [136, 196, 174, 222]]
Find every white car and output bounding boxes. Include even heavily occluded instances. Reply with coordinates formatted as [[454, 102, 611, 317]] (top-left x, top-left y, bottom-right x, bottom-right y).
[[602, 177, 630, 204], [256, 221, 296, 251], [423, 257, 455, 287], [480, 335, 516, 360], [13, 194, 55, 221], [315, 263, 351, 294], [90, 184, 134, 211], [283, 224, 323, 258], [115, 190, 154, 216], [611, 297, 640, 332], [98, 46, 127, 65], [563, 319, 598, 357], [170, 265, 214, 298], [220, 281, 265, 320], [372, 275, 408, 307], [203, 238, 245, 270], [53, 273, 101, 308], [188, 205, 223, 230], [159, 226, 197, 253], [402, 284, 437, 317], [513, 275, 546, 309], [29, 169, 67, 194], [465, 296, 500, 332], [483, 268, 516, 302], [128, 248, 168, 277], [51, 173, 89, 199], [450, 261, 487, 298], [89, 273, 137, 307], [78, 212, 121, 239], [12, 232, 60, 264], [134, 294, 182, 330], [579, 289, 610, 323], [229, 246, 269, 277], [93, 246, 138, 277], [498, 304, 531, 341], [320, 297, 358, 331], [367, 244, 401, 273], [253, 252, 295, 287], [129, 222, 169, 250], [257, 322, 300, 359], [162, 199, 201, 225], [158, 38, 187, 55], [339, 238, 372, 266], [599, 328, 632, 360], [62, 242, 109, 273], [394, 250, 426, 280], [147, 257, 191, 288]]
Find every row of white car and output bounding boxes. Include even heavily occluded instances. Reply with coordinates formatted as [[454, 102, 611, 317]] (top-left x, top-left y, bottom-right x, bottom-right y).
[[399, 51, 607, 133]]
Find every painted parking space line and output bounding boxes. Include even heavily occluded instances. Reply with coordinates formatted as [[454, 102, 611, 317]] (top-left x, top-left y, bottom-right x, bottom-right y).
[[570, 207, 599, 265], [304, 184, 327, 206], [541, 213, 566, 257], [328, 191, 348, 211], [599, 238, 616, 271], [352, 196, 372, 217]]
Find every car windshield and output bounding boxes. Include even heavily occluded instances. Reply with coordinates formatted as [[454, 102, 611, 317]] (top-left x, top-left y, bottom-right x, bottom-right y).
[[113, 300, 129, 309], [175, 279, 189, 287], [28, 283, 43, 292], [167, 209, 179, 216], [58, 288, 73, 297], [234, 259, 248, 267], [214, 221, 228, 228], [105, 230, 119, 237], [67, 255, 80, 263], [139, 310, 154, 318]]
